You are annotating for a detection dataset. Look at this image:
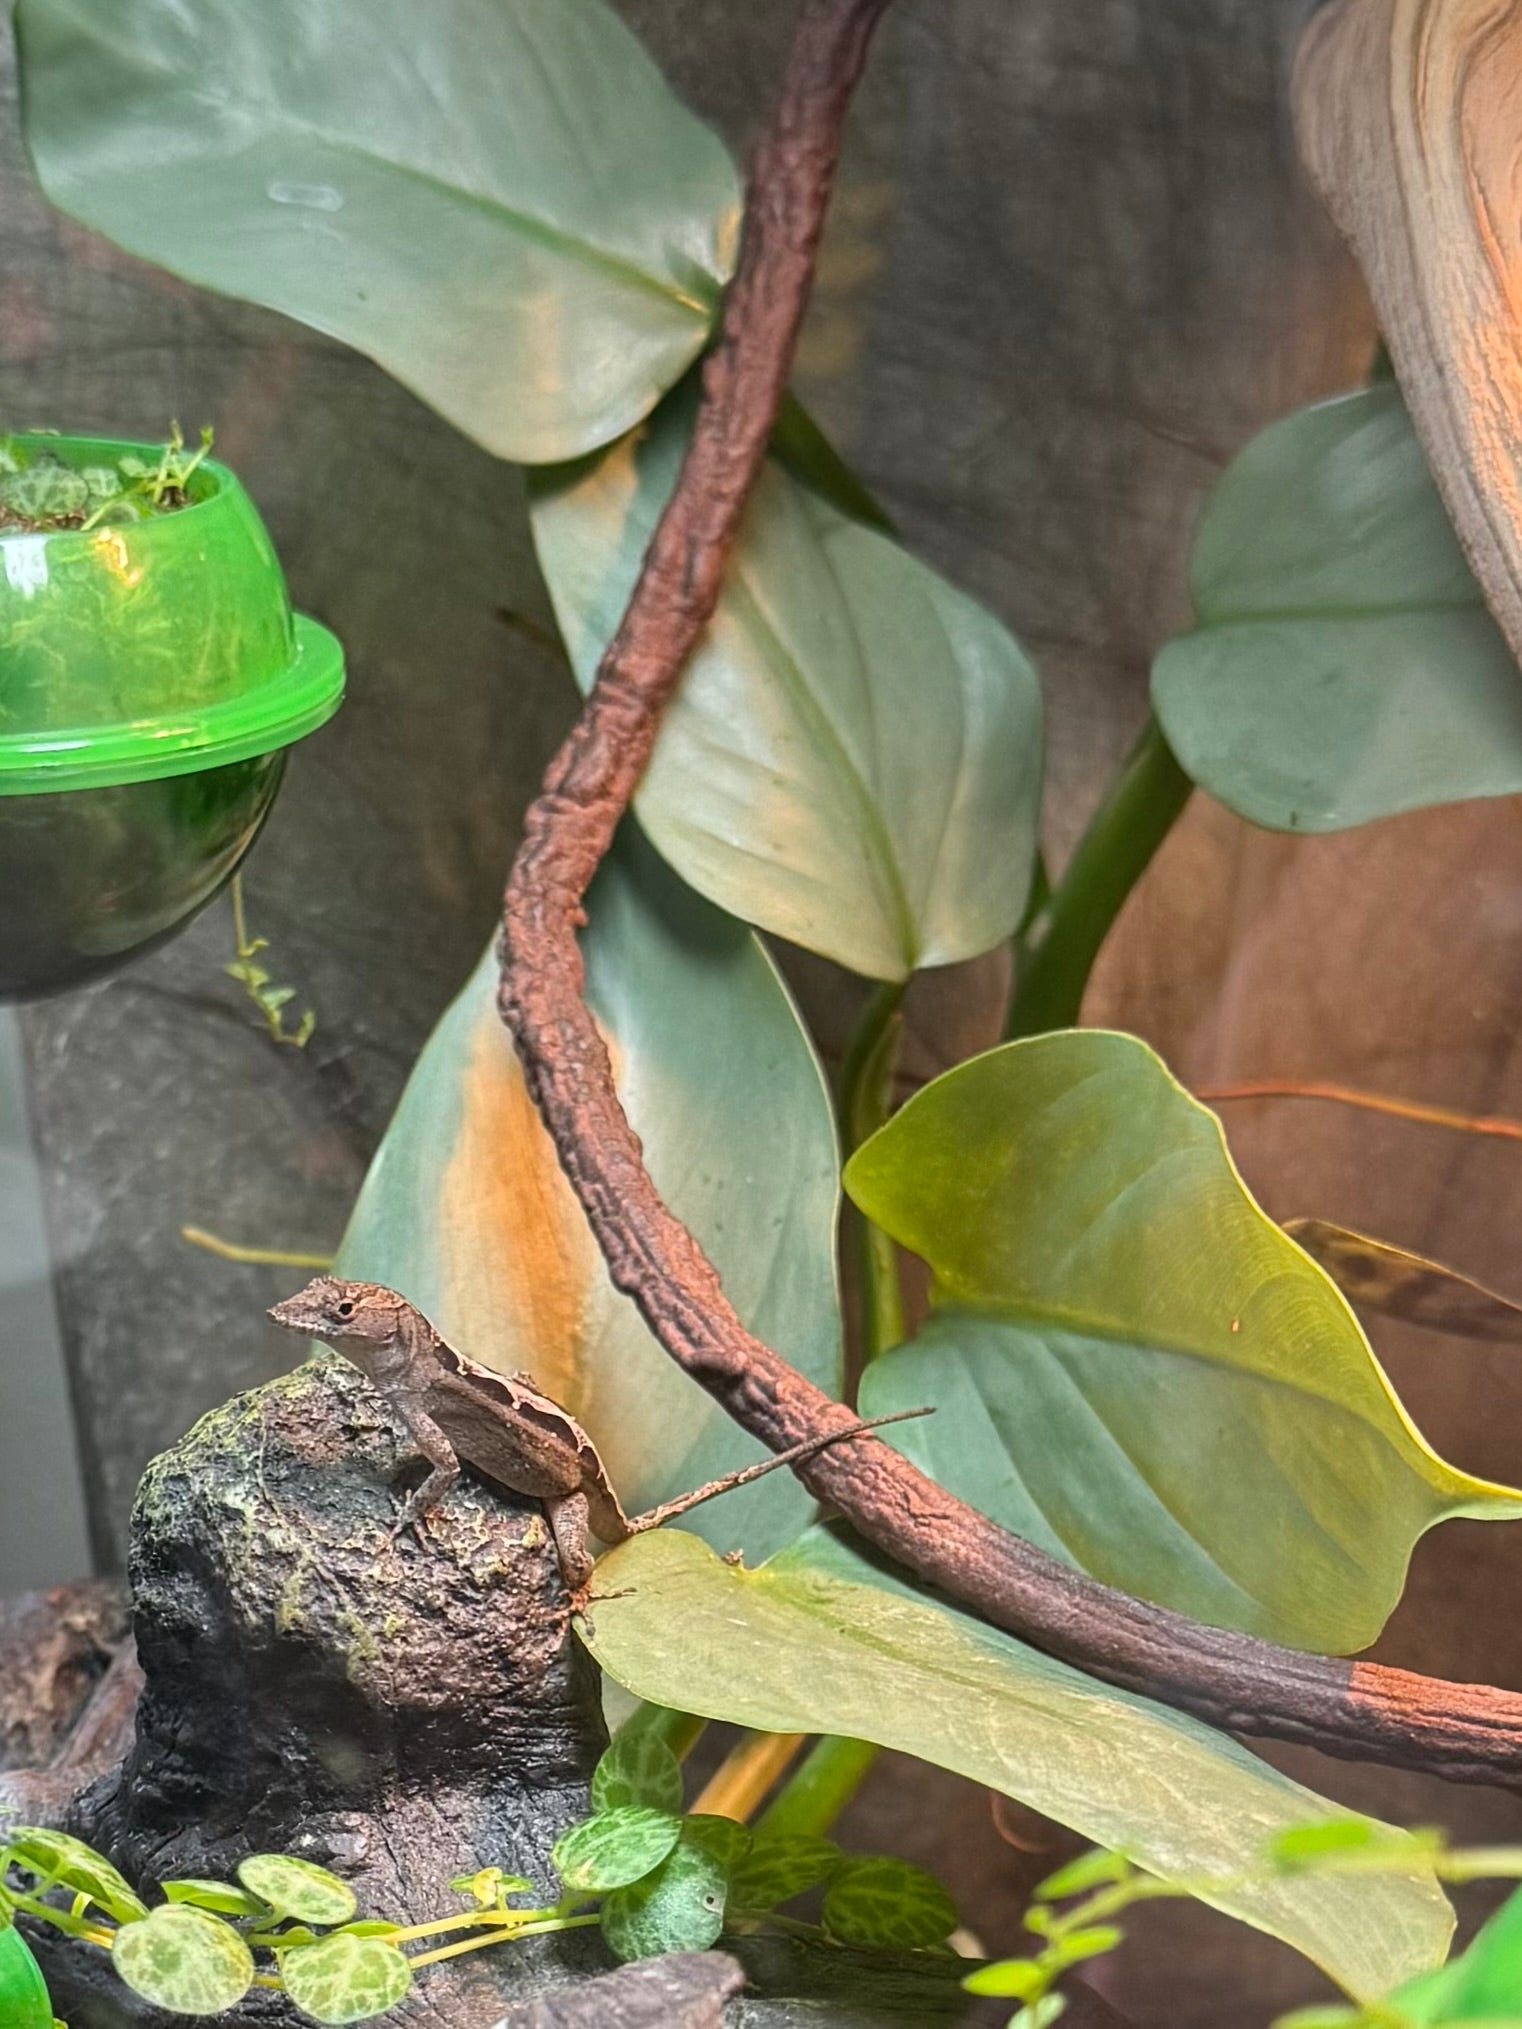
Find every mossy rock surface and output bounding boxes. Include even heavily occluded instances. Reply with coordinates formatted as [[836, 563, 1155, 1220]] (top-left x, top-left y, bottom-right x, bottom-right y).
[[38, 1357, 607, 2027]]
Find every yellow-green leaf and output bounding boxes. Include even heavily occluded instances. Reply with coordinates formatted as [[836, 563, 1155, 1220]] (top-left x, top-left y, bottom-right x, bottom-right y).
[[847, 1031, 1522, 1652], [581, 1527, 1452, 2003], [161, 1878, 267, 1918]]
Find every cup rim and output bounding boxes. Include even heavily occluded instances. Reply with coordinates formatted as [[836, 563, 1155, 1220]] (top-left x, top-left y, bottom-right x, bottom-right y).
[[0, 612, 345, 794]]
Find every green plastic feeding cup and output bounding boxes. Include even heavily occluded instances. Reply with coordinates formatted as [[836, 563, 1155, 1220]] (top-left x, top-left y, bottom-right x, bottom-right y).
[[0, 432, 344, 1001]]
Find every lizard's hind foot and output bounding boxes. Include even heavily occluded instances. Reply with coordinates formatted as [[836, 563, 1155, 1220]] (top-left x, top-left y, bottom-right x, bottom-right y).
[[568, 1582, 636, 1639]]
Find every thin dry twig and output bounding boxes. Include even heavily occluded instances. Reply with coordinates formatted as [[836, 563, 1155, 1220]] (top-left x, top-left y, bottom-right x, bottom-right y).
[[498, 0, 1522, 1789], [1201, 1079, 1522, 1145]]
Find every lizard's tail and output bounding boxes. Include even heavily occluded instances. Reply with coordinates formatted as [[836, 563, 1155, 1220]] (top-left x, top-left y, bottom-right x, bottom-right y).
[[624, 1407, 934, 1537]]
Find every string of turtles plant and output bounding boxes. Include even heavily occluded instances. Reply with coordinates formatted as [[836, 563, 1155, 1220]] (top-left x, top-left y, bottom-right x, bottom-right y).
[[13, 1762, 1522, 2028], [966, 1822, 1522, 2029], [225, 873, 316, 1049], [0, 424, 212, 533], [0, 1732, 962, 2024]]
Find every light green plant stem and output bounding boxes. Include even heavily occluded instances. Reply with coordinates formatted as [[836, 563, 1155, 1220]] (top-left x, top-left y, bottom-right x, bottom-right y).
[[754, 989, 909, 1846], [1005, 716, 1192, 1040], [229, 871, 255, 962], [614, 1698, 707, 1763], [837, 981, 907, 1363], [405, 1913, 599, 1970], [376, 1909, 529, 1948], [5, 1892, 110, 1947], [181, 1226, 335, 1270], [754, 1735, 881, 1841]]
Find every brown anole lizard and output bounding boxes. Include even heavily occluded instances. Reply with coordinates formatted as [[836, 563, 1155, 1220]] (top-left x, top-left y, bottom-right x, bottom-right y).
[[269, 1275, 929, 1597]]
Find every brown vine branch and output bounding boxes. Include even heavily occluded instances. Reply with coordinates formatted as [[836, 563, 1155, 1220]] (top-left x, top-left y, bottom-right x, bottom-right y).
[[499, 0, 1522, 1790]]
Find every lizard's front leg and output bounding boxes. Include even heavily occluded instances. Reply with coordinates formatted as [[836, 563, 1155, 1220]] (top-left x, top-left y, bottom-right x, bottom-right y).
[[385, 1394, 461, 1545], [544, 1492, 597, 1597]]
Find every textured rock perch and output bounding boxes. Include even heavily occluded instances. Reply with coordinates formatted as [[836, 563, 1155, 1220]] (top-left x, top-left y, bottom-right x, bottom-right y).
[[2, 1364, 1132, 2027], [35, 1355, 608, 2027]]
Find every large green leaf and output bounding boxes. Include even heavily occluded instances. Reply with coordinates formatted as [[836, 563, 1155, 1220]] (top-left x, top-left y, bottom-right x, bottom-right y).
[[337, 824, 840, 1561], [582, 1525, 1453, 2002], [529, 388, 1044, 981], [16, 0, 739, 463], [845, 1031, 1522, 1652], [1152, 386, 1522, 831]]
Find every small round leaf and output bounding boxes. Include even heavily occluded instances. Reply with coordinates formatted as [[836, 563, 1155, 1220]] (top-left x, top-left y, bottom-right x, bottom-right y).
[[449, 1866, 534, 1908], [1265, 1820, 1375, 1869], [237, 1854, 357, 1925], [1048, 1925, 1124, 1967], [679, 1816, 751, 1872], [112, 1905, 255, 2015], [1033, 1848, 1132, 1903], [600, 1841, 728, 1962], [963, 1957, 1048, 2000], [552, 1807, 682, 1894], [728, 1832, 841, 1913], [4, 1827, 147, 1923], [161, 1878, 267, 1917], [591, 1733, 684, 1815], [280, 1931, 413, 2025], [822, 1856, 957, 1950]]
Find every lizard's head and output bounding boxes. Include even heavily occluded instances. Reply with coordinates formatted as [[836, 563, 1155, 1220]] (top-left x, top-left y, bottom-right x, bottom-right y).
[[269, 1276, 404, 1348]]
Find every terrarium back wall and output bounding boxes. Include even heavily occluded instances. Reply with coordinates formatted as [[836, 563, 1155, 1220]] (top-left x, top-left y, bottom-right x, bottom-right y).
[[7, 0, 1521, 2019]]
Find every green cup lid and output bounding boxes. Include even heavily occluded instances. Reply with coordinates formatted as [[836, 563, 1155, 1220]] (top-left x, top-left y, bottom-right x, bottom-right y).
[[0, 432, 344, 793]]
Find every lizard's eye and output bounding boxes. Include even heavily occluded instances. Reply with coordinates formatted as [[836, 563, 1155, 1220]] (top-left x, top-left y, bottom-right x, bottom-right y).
[[336, 1300, 355, 1318]]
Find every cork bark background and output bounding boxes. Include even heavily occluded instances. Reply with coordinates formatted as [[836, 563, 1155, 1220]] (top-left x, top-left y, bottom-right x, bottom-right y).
[[5, 1, 1522, 2021]]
